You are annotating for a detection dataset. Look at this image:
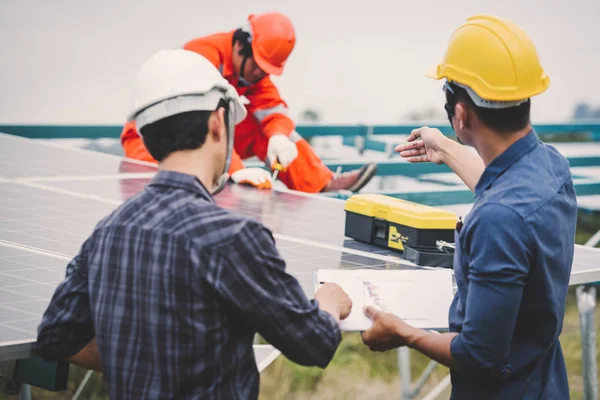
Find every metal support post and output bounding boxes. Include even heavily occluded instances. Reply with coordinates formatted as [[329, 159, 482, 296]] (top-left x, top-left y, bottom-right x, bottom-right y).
[[398, 347, 411, 399], [577, 284, 597, 400], [19, 384, 31, 400], [72, 370, 94, 400]]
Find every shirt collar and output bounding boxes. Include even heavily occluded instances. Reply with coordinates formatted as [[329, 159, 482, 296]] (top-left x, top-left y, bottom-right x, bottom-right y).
[[475, 129, 541, 196], [148, 170, 214, 203]]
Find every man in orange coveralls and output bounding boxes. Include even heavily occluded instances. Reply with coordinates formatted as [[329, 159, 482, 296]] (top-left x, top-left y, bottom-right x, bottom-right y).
[[120, 12, 377, 193]]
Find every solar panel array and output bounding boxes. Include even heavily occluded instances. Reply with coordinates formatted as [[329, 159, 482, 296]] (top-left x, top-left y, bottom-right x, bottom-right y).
[[1, 133, 598, 364], [0, 133, 424, 362]]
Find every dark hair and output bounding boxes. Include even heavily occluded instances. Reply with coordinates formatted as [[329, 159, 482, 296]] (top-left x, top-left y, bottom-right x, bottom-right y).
[[232, 29, 252, 57], [140, 99, 229, 162], [445, 82, 531, 134]]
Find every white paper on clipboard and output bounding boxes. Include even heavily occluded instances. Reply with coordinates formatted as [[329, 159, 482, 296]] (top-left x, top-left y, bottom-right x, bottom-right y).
[[314, 268, 454, 331]]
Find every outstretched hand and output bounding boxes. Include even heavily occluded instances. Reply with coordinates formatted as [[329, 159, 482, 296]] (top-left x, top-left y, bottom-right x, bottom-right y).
[[394, 127, 452, 165]]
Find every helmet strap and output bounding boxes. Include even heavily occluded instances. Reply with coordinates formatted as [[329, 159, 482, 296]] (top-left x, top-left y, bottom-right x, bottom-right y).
[[211, 96, 235, 195], [238, 54, 251, 87]]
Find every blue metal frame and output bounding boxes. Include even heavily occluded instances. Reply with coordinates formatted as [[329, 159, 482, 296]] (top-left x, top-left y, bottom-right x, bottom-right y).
[[1, 121, 599, 140], [322, 157, 600, 177], [0, 125, 123, 140], [346, 136, 600, 155], [244, 157, 600, 178], [362, 121, 600, 137]]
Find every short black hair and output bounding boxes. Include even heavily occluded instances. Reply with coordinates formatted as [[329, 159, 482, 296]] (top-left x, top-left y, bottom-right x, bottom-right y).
[[446, 82, 531, 134], [139, 99, 228, 162], [232, 29, 252, 57]]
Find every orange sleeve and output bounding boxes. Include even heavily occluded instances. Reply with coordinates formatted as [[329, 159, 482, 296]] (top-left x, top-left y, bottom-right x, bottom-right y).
[[228, 149, 245, 175], [245, 77, 295, 138], [120, 121, 157, 164], [183, 39, 221, 68]]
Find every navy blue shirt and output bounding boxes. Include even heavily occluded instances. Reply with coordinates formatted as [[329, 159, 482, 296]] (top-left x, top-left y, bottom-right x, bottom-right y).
[[35, 171, 341, 399], [449, 130, 577, 399]]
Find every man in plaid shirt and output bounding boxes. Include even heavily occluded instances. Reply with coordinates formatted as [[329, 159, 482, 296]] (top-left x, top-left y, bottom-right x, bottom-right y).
[[34, 49, 352, 399]]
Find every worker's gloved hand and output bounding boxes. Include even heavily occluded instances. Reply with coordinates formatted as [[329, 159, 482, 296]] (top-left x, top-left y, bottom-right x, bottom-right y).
[[267, 134, 298, 168], [231, 168, 273, 189]]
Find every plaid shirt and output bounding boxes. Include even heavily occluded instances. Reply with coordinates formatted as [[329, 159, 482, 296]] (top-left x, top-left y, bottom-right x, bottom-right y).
[[35, 170, 341, 399]]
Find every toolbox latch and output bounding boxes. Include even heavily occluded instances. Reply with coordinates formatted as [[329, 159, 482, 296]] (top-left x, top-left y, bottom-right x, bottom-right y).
[[372, 218, 388, 242]]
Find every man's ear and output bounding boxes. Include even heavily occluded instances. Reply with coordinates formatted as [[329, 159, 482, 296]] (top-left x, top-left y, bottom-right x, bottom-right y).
[[208, 107, 226, 142], [455, 102, 468, 130]]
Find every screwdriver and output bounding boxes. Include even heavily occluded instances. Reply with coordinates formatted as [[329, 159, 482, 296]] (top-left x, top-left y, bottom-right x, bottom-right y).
[[272, 162, 285, 181]]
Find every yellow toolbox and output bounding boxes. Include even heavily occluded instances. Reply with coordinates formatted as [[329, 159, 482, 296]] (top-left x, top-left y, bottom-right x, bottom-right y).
[[344, 194, 457, 253]]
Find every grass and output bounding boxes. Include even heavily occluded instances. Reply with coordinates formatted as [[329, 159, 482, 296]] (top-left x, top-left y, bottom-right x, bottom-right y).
[[257, 333, 446, 400], [2, 213, 599, 400]]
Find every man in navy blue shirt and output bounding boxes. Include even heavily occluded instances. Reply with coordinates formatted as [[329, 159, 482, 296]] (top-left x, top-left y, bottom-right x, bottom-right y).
[[35, 49, 352, 399], [361, 15, 577, 399]]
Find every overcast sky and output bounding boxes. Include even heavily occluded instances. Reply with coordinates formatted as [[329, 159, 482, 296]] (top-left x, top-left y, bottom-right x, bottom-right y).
[[1, 0, 598, 125]]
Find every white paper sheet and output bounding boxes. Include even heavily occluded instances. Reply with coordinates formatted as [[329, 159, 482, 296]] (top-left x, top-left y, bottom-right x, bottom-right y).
[[315, 269, 454, 331]]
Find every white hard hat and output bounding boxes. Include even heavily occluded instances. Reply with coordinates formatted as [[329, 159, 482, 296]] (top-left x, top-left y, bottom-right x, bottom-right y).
[[127, 49, 247, 195], [127, 48, 247, 128]]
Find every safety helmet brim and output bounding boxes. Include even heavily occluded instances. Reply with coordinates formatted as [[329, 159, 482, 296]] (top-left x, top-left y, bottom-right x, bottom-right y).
[[252, 48, 284, 76]]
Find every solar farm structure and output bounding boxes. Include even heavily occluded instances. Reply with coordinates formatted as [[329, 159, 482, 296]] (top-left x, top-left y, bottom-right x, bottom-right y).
[[1, 121, 599, 400]]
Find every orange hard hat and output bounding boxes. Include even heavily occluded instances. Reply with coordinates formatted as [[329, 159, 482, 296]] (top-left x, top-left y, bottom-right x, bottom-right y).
[[247, 12, 295, 76]]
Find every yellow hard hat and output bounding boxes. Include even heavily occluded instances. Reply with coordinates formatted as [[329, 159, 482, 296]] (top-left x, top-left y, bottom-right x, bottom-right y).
[[427, 15, 550, 102]]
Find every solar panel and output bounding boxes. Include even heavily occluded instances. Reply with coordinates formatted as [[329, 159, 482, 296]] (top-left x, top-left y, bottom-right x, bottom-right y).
[[0, 244, 70, 354], [253, 345, 281, 373], [1, 132, 599, 370], [570, 245, 600, 285], [0, 244, 294, 369], [0, 134, 156, 179], [3, 173, 415, 256], [0, 182, 117, 257], [0, 134, 425, 364], [275, 237, 420, 296], [21, 177, 152, 204], [0, 180, 418, 339]]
